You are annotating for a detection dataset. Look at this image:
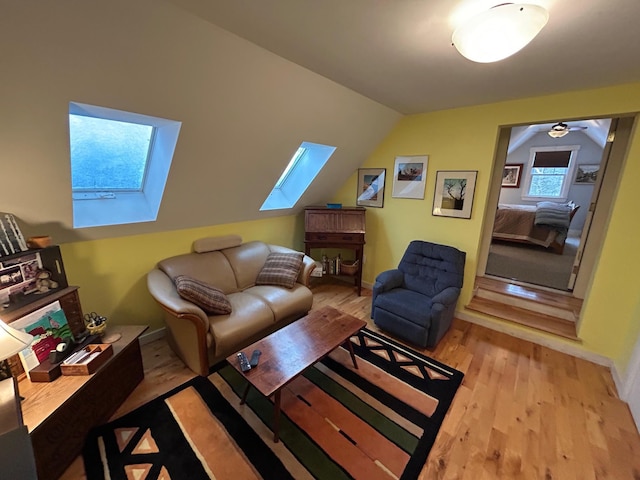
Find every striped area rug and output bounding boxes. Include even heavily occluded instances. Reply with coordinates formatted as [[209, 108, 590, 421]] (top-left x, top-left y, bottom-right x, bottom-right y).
[[83, 329, 463, 480]]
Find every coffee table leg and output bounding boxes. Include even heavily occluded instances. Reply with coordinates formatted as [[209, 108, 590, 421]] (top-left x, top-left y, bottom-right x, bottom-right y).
[[273, 390, 281, 443], [240, 382, 251, 405], [345, 339, 359, 369]]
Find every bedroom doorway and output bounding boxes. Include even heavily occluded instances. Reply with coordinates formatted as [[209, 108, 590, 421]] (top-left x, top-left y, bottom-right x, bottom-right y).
[[485, 123, 607, 293], [478, 116, 635, 299]]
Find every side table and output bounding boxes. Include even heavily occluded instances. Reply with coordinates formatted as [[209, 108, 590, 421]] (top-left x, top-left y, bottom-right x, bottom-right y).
[[18, 325, 148, 480]]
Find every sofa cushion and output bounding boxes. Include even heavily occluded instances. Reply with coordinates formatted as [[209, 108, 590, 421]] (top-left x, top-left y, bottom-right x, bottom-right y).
[[244, 284, 314, 321], [174, 275, 232, 315], [159, 251, 239, 294], [209, 293, 275, 356], [255, 252, 304, 289]]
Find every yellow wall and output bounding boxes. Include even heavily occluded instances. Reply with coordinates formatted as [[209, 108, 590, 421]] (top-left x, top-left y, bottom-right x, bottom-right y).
[[56, 82, 640, 375], [332, 82, 640, 373], [59, 215, 305, 332]]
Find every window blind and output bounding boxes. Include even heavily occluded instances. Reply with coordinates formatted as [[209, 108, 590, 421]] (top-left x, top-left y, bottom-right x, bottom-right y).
[[533, 150, 571, 168]]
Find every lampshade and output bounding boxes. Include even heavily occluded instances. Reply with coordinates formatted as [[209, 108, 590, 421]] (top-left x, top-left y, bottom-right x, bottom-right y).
[[0, 319, 34, 361], [452, 3, 549, 63]]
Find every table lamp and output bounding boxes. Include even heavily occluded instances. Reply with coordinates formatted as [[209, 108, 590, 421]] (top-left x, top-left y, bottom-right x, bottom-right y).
[[0, 318, 34, 380]]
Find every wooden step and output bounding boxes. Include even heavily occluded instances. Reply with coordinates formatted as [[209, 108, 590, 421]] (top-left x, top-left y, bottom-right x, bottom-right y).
[[466, 276, 582, 340]]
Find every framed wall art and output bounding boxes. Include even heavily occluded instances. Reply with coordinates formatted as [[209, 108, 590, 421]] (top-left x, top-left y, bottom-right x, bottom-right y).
[[501, 163, 523, 188], [391, 155, 428, 199], [432, 170, 478, 219], [574, 164, 600, 184], [356, 168, 386, 208]]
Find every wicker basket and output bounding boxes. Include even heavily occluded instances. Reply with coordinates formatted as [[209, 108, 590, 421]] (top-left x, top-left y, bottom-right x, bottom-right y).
[[340, 260, 359, 275]]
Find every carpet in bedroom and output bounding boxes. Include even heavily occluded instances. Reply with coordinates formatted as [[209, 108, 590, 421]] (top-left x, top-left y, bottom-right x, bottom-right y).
[[485, 235, 579, 291]]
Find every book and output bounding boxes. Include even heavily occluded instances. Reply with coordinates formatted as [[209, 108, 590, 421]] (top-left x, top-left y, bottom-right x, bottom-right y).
[[0, 213, 28, 257], [11, 301, 73, 379]]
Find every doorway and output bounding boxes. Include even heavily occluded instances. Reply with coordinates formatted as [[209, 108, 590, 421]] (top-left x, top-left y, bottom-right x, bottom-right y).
[[484, 118, 611, 292], [472, 115, 635, 336]]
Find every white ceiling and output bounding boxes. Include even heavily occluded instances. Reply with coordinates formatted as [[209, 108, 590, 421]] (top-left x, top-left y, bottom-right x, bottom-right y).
[[169, 0, 640, 115]]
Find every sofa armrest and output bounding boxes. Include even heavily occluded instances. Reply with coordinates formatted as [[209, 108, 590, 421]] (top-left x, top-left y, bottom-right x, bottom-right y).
[[147, 269, 209, 326], [147, 269, 211, 375]]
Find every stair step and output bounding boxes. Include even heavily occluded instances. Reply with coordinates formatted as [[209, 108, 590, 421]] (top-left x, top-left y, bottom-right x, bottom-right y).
[[474, 288, 577, 321], [466, 296, 579, 340], [466, 276, 582, 340]]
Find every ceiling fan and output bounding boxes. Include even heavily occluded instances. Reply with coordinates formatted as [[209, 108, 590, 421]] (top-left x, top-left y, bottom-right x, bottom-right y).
[[546, 121, 588, 138]]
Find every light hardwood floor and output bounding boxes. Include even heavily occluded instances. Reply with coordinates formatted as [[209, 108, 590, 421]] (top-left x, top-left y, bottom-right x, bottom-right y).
[[61, 282, 640, 479]]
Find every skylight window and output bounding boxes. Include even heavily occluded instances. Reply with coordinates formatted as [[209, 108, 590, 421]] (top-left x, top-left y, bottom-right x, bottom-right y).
[[68, 102, 181, 228], [70, 116, 153, 191], [260, 142, 336, 211]]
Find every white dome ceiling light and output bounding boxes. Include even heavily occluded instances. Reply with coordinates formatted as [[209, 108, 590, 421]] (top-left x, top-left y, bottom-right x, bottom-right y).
[[452, 3, 549, 63]]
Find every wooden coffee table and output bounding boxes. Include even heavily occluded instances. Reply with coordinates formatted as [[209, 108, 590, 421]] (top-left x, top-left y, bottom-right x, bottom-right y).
[[227, 306, 366, 442]]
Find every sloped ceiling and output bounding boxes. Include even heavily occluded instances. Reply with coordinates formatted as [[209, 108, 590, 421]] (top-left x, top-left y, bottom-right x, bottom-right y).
[[168, 0, 640, 114], [0, 0, 400, 243], [2, 0, 638, 243]]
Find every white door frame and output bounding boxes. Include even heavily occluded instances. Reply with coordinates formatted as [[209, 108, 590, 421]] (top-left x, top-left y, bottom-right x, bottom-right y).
[[623, 332, 640, 432]]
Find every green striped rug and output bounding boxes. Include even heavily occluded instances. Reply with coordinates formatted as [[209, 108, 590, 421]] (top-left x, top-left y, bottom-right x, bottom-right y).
[[83, 328, 463, 480]]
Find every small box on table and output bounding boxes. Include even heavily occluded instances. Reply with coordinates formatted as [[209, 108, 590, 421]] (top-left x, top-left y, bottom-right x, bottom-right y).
[[60, 344, 113, 375]]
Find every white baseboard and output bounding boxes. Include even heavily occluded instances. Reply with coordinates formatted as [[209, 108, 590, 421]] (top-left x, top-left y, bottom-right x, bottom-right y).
[[456, 308, 619, 376], [364, 285, 623, 390], [139, 327, 166, 346]]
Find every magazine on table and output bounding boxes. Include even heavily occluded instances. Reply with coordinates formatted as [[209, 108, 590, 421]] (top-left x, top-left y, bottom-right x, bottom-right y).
[[11, 300, 73, 379]]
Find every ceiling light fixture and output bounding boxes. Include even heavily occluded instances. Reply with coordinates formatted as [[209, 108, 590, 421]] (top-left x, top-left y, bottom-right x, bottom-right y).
[[452, 3, 549, 63], [548, 122, 570, 138]]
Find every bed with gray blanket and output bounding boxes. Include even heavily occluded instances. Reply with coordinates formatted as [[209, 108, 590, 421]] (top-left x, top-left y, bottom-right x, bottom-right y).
[[492, 201, 579, 254]]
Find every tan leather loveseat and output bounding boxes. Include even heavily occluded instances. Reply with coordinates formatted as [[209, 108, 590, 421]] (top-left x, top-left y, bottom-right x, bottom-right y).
[[147, 235, 315, 375]]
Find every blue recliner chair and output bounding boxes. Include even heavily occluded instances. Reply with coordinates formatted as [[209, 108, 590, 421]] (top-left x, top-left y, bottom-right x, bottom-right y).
[[371, 240, 465, 349]]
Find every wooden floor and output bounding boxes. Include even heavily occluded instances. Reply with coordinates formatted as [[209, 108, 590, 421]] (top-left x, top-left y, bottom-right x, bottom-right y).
[[61, 282, 640, 480]]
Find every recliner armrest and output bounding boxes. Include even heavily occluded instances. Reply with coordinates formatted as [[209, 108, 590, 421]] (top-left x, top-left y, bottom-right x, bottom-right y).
[[431, 286, 461, 307], [373, 269, 404, 294]]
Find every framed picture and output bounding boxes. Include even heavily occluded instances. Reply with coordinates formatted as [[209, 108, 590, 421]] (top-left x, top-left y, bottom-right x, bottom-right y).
[[574, 164, 600, 184], [356, 168, 386, 208], [432, 170, 478, 219], [391, 155, 428, 199], [502, 163, 523, 188]]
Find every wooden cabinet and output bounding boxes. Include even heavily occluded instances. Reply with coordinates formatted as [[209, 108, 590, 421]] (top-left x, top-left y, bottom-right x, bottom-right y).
[[18, 325, 147, 480], [304, 206, 366, 295]]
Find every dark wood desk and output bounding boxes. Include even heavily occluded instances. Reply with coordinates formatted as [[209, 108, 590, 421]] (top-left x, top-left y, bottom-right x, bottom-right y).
[[18, 325, 148, 480], [304, 206, 366, 295], [227, 306, 366, 442]]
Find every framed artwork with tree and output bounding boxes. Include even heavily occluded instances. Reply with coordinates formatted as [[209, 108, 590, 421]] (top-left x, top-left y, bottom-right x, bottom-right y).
[[432, 170, 478, 219]]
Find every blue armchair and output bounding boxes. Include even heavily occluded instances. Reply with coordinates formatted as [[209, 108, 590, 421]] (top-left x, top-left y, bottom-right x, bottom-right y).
[[371, 240, 465, 348]]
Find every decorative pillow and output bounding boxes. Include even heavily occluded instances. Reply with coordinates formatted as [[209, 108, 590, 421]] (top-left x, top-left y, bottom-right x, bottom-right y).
[[174, 275, 232, 315], [255, 252, 304, 289]]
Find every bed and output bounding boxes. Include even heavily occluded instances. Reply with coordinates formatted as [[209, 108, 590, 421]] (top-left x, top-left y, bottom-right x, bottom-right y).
[[492, 202, 579, 254]]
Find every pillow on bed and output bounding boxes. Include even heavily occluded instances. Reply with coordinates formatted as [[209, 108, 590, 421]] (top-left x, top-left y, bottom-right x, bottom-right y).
[[535, 202, 572, 229]]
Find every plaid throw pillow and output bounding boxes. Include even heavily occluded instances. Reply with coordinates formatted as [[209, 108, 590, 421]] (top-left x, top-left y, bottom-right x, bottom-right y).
[[174, 275, 232, 315], [255, 252, 304, 289]]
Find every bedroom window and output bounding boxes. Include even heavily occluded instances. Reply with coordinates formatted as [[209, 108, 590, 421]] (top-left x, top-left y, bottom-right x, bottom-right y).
[[522, 146, 579, 201]]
